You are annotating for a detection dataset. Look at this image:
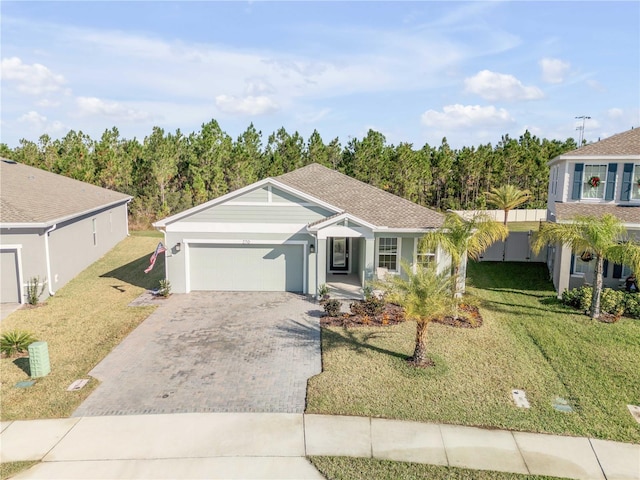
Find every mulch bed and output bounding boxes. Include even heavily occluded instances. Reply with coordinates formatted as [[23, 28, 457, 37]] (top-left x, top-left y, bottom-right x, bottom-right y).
[[320, 301, 483, 328]]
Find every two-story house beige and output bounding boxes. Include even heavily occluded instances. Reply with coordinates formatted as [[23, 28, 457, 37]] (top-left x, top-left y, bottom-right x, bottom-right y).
[[546, 128, 640, 296]]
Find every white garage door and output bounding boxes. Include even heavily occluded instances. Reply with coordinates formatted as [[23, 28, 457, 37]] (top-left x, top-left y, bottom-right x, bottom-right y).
[[189, 243, 304, 293], [0, 249, 20, 303]]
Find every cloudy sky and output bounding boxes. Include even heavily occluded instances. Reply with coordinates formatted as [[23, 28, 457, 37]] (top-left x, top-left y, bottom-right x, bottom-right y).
[[1, 1, 638, 150]]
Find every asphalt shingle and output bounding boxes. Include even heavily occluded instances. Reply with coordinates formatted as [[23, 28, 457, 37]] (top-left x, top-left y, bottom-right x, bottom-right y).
[[0, 159, 131, 225], [562, 128, 640, 157], [276, 163, 444, 229]]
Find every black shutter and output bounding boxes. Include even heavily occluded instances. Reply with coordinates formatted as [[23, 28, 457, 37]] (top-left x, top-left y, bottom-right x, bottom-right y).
[[621, 163, 634, 201], [570, 253, 575, 274], [572, 163, 584, 200], [613, 264, 623, 279], [603, 259, 609, 278], [605, 163, 617, 200]]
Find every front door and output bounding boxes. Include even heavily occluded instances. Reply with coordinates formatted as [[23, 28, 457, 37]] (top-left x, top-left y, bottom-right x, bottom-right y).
[[330, 237, 349, 272]]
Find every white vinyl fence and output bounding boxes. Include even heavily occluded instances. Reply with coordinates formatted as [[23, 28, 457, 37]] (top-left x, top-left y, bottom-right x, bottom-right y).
[[453, 209, 547, 223], [479, 231, 547, 263]]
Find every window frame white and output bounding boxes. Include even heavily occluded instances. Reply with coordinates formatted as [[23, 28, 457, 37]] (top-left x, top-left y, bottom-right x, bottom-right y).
[[581, 164, 608, 200], [573, 253, 594, 276], [376, 237, 401, 273], [631, 165, 640, 200]]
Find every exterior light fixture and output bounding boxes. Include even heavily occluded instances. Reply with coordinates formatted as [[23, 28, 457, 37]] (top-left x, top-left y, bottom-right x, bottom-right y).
[[176, 242, 182, 252], [309, 244, 315, 254]]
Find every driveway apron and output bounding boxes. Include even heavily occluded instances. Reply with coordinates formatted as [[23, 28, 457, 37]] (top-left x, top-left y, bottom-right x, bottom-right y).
[[73, 292, 321, 416]]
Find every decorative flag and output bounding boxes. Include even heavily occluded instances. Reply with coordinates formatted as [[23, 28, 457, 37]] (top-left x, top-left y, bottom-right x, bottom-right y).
[[144, 242, 167, 273]]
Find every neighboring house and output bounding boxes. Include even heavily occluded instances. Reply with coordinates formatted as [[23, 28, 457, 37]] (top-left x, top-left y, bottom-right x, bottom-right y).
[[546, 128, 640, 295], [0, 159, 132, 304], [153, 163, 447, 297]]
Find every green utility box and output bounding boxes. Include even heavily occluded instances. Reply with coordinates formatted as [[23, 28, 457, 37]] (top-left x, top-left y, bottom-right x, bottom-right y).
[[28, 341, 51, 378]]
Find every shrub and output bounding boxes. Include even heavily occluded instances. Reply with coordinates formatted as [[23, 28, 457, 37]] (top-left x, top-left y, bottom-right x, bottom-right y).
[[25, 276, 46, 305], [318, 284, 330, 298], [561, 286, 591, 311], [350, 295, 385, 317], [600, 289, 624, 317], [623, 293, 640, 318], [157, 279, 171, 297], [323, 299, 342, 317], [1, 330, 37, 357]]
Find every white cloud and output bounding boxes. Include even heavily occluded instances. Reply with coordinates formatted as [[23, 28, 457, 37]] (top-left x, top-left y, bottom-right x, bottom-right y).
[[464, 70, 544, 101], [215, 95, 279, 116], [18, 111, 47, 129], [36, 98, 62, 108], [539, 58, 570, 84], [296, 108, 331, 124], [608, 108, 624, 119], [75, 97, 153, 122], [421, 104, 514, 129], [17, 110, 68, 136], [1, 57, 66, 95]]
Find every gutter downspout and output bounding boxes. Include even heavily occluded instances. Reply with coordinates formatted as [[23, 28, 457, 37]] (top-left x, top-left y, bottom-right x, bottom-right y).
[[44, 224, 57, 296]]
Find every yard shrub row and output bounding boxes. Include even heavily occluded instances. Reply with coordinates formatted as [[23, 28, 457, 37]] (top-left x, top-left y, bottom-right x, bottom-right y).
[[561, 286, 640, 318]]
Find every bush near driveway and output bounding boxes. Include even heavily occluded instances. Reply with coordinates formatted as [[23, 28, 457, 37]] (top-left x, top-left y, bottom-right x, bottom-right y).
[[306, 262, 640, 444], [0, 233, 164, 420]]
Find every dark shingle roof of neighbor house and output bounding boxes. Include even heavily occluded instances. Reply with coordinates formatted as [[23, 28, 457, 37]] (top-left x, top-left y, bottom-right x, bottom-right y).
[[277, 163, 444, 229], [562, 128, 640, 157], [555, 202, 640, 225], [0, 159, 131, 226]]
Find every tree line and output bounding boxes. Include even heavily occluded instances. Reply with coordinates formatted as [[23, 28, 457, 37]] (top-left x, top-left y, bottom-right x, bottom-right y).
[[0, 120, 577, 227]]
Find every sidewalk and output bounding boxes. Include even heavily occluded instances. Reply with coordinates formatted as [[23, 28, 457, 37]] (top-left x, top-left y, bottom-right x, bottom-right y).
[[1, 413, 638, 479]]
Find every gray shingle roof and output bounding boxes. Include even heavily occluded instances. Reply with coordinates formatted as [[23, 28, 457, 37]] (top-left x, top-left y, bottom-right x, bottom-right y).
[[0, 159, 131, 225], [555, 202, 640, 224], [276, 163, 444, 229], [563, 128, 640, 157]]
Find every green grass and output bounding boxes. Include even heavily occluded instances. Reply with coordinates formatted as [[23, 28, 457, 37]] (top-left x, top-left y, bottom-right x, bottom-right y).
[[309, 457, 563, 480], [306, 261, 640, 443], [507, 221, 541, 232], [0, 235, 164, 420], [0, 461, 38, 480]]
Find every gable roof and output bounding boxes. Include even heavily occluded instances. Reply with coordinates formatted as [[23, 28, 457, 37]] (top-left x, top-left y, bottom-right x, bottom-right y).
[[561, 128, 640, 158], [276, 163, 444, 229], [0, 159, 131, 227]]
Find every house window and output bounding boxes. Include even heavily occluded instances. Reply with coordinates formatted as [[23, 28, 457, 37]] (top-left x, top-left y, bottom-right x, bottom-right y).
[[632, 165, 640, 200], [582, 165, 607, 199], [622, 264, 632, 278], [92, 218, 97, 246], [378, 237, 398, 271], [416, 238, 435, 268], [573, 253, 593, 275]]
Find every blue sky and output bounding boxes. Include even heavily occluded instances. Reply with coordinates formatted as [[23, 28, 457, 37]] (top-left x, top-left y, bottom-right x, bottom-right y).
[[1, 1, 638, 150]]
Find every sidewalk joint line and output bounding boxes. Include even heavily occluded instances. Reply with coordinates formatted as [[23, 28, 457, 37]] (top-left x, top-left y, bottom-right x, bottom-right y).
[[588, 437, 608, 480], [511, 431, 531, 475]]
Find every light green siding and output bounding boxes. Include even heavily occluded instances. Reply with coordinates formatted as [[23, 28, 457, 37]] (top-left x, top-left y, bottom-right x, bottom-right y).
[[235, 186, 269, 202], [184, 204, 331, 224]]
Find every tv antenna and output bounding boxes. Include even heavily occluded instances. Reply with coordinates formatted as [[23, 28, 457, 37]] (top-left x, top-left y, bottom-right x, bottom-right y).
[[575, 116, 591, 146]]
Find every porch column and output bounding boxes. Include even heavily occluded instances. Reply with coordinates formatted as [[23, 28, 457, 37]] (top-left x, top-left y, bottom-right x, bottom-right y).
[[363, 236, 375, 285], [317, 237, 327, 291], [556, 243, 572, 298]]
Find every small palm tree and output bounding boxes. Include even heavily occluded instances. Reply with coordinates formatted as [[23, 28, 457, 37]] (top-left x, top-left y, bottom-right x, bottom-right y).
[[532, 214, 640, 319], [486, 185, 532, 225], [421, 212, 508, 298], [377, 262, 454, 367]]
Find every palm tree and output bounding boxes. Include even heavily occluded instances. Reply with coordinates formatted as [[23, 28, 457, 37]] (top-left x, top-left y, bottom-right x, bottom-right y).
[[532, 214, 640, 319], [486, 185, 532, 225], [377, 262, 454, 367], [421, 212, 508, 298]]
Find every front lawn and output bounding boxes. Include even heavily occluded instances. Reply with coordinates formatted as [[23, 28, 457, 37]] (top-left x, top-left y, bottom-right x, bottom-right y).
[[0, 234, 164, 420], [309, 457, 563, 480], [306, 261, 640, 444]]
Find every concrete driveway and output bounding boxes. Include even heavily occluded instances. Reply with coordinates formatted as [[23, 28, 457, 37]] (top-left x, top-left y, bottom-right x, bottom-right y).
[[73, 292, 321, 417]]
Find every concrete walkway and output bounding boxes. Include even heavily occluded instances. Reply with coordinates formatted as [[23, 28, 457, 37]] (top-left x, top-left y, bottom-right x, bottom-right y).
[[1, 413, 638, 479]]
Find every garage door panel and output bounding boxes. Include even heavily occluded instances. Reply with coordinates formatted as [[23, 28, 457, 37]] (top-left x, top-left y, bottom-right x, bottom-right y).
[[189, 244, 303, 293], [0, 250, 20, 303]]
